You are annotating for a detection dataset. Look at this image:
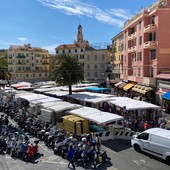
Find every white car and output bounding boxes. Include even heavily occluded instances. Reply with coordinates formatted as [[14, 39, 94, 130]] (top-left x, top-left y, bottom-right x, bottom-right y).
[[131, 128, 170, 164]]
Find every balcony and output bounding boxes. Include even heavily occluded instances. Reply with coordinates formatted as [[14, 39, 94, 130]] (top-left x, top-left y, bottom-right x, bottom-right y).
[[128, 32, 137, 41], [128, 46, 136, 53], [143, 41, 156, 49], [144, 24, 156, 33], [112, 69, 122, 74]]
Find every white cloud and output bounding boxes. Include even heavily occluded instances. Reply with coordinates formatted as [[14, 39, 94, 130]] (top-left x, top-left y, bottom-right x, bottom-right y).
[[17, 37, 29, 42], [38, 0, 132, 27], [42, 44, 58, 54]]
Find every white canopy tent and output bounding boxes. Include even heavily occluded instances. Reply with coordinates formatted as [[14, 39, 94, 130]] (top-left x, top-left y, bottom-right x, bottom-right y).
[[68, 92, 115, 104], [30, 97, 61, 105], [16, 93, 48, 102], [40, 101, 61, 108], [47, 101, 81, 113], [109, 97, 160, 110], [67, 107, 123, 125], [44, 90, 72, 97]]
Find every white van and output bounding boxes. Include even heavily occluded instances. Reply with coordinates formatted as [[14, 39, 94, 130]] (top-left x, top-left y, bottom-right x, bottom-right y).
[[131, 128, 170, 164]]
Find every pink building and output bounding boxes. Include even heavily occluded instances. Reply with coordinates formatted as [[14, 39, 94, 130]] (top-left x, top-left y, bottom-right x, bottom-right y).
[[122, 0, 170, 91]]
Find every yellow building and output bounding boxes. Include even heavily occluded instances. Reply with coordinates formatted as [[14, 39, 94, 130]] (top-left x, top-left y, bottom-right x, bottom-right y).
[[8, 44, 52, 82], [111, 32, 123, 80]]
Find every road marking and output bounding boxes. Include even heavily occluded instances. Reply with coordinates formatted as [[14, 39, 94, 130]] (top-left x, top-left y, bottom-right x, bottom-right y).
[[41, 160, 67, 165], [107, 167, 119, 170], [132, 160, 141, 166]]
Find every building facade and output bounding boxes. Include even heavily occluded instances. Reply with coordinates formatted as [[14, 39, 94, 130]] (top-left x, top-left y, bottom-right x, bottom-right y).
[[111, 32, 123, 80], [122, 0, 170, 88], [84, 48, 108, 83], [8, 44, 51, 82]]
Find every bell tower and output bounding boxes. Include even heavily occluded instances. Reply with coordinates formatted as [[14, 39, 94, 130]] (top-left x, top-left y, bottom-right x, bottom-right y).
[[77, 24, 84, 43]]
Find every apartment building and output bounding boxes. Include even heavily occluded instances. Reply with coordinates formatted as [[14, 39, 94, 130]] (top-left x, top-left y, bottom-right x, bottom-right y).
[[84, 47, 109, 83], [8, 44, 51, 82], [111, 32, 123, 80], [120, 0, 170, 98]]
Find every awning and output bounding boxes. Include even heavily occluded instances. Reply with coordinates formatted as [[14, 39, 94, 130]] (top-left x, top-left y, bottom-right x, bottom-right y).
[[132, 85, 152, 94], [110, 80, 119, 84], [156, 88, 170, 95], [123, 82, 136, 91], [156, 73, 170, 80], [162, 91, 170, 100], [114, 81, 123, 87], [118, 82, 127, 89]]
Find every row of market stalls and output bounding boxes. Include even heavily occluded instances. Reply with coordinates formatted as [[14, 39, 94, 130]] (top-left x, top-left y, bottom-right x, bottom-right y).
[[112, 81, 155, 102]]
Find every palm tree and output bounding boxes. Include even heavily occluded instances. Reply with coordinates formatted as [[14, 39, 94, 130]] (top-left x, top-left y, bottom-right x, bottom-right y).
[[50, 54, 84, 95]]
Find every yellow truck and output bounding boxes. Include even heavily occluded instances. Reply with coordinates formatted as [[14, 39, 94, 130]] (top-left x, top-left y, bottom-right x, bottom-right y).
[[57, 115, 89, 134]]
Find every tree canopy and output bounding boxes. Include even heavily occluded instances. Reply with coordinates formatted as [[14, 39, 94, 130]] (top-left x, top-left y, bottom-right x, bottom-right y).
[[50, 54, 84, 94]]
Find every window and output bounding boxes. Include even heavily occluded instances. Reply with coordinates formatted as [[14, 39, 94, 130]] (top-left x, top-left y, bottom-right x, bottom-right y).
[[138, 133, 149, 140], [138, 21, 141, 30], [94, 64, 97, 69], [63, 50, 65, 53], [94, 55, 97, 61], [56, 50, 58, 53], [26, 74, 29, 77], [81, 49, 83, 52], [26, 60, 29, 63], [87, 55, 90, 61], [75, 49, 77, 53], [87, 64, 90, 69], [138, 67, 141, 76], [69, 49, 71, 53], [151, 15, 155, 24], [102, 54, 105, 61], [150, 49, 156, 60], [137, 52, 142, 61], [32, 63, 34, 67], [39, 73, 42, 77], [87, 72, 90, 77], [139, 36, 142, 45], [131, 27, 135, 34], [131, 53, 136, 62]]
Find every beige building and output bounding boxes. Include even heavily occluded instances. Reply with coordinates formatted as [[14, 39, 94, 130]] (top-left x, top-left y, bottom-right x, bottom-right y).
[[8, 44, 52, 82], [84, 47, 111, 83], [55, 24, 89, 65], [111, 32, 123, 80]]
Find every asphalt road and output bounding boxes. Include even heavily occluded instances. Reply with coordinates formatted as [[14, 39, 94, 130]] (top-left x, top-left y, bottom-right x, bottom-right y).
[[0, 113, 169, 170], [0, 138, 169, 170]]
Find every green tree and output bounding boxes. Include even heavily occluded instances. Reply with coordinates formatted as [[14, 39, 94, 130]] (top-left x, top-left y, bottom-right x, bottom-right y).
[[50, 54, 84, 95]]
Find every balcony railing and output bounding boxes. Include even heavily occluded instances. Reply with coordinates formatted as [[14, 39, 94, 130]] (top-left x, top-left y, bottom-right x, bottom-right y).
[[128, 46, 136, 53], [143, 41, 156, 49], [128, 32, 137, 41], [144, 24, 156, 33]]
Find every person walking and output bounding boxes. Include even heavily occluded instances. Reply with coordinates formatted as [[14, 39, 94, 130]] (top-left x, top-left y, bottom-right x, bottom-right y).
[[95, 134, 101, 153], [66, 145, 75, 169]]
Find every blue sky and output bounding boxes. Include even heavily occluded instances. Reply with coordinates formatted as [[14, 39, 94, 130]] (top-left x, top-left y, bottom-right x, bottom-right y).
[[0, 0, 156, 54]]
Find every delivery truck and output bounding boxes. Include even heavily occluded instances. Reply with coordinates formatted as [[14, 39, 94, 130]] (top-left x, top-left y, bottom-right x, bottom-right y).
[[57, 115, 89, 134]]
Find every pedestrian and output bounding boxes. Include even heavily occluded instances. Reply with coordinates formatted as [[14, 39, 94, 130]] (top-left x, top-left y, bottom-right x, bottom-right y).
[[160, 122, 167, 129], [143, 121, 150, 130], [66, 145, 75, 169], [95, 134, 101, 153]]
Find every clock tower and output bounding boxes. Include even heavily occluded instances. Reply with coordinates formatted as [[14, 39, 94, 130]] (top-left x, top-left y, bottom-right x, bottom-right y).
[[77, 24, 84, 43]]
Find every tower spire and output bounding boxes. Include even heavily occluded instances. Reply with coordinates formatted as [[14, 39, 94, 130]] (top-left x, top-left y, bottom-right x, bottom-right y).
[[77, 24, 83, 43]]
